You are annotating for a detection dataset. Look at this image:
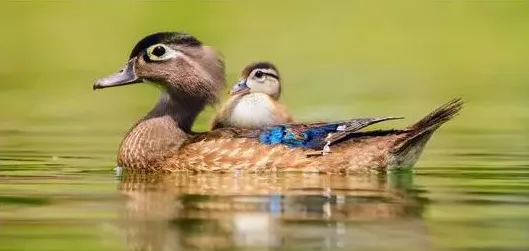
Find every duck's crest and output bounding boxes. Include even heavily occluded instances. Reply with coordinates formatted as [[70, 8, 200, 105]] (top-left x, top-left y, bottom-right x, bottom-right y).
[[129, 32, 202, 59]]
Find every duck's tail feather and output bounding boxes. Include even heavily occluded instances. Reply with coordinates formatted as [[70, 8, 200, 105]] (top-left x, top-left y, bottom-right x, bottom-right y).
[[406, 98, 464, 133], [391, 98, 464, 167]]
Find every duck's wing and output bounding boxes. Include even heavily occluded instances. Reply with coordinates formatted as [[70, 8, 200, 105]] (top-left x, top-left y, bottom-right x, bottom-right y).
[[188, 116, 403, 151], [318, 117, 405, 147], [256, 116, 404, 150]]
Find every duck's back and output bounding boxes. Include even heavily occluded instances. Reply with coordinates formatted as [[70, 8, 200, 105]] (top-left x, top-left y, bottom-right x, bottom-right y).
[[211, 93, 293, 129]]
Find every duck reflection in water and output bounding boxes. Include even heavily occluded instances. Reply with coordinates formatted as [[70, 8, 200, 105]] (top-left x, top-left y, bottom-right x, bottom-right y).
[[117, 172, 430, 251]]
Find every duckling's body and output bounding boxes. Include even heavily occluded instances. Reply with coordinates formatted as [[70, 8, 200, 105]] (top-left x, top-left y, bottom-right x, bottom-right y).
[[211, 62, 292, 130], [212, 93, 292, 129], [93, 32, 463, 173]]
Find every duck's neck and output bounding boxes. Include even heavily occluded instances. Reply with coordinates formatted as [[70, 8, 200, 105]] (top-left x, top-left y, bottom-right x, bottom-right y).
[[117, 92, 206, 170], [143, 92, 203, 133]]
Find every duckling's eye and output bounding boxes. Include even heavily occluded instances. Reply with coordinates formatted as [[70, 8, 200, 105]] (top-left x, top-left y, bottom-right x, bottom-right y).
[[152, 46, 166, 57], [254, 71, 264, 79]]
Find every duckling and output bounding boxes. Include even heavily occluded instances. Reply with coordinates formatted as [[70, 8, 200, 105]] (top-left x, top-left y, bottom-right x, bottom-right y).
[[93, 31, 463, 173], [210, 62, 293, 130]]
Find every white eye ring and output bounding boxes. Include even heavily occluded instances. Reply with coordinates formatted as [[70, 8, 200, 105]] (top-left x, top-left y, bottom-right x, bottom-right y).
[[146, 44, 178, 61]]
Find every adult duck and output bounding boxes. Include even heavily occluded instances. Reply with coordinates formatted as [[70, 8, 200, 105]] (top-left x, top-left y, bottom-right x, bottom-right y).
[[93, 32, 463, 173]]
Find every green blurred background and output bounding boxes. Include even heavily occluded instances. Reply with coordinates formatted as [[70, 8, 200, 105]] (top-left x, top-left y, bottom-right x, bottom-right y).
[[1, 1, 528, 167], [1, 1, 529, 251], [1, 1, 528, 164]]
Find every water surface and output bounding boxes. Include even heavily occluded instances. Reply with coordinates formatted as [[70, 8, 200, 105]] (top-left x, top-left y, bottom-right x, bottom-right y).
[[1, 1, 529, 251]]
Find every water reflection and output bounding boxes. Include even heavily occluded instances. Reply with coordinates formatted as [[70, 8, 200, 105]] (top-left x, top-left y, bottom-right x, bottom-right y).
[[118, 172, 430, 251]]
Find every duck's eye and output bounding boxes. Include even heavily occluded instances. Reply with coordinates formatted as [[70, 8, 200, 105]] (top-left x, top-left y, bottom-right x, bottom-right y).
[[145, 44, 177, 61], [254, 71, 264, 79], [152, 46, 166, 57]]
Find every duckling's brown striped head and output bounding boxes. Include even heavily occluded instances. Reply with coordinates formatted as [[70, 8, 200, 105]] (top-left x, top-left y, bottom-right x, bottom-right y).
[[230, 61, 282, 100], [94, 32, 225, 105]]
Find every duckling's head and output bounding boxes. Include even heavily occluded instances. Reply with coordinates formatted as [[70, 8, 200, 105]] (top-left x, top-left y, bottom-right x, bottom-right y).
[[94, 32, 225, 105], [230, 62, 281, 100]]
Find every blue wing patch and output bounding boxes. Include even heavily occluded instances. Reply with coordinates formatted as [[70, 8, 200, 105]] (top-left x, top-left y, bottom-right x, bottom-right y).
[[259, 124, 339, 149], [256, 117, 403, 150]]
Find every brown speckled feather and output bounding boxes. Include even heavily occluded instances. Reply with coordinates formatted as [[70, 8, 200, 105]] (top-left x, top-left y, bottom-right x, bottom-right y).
[[164, 129, 406, 173]]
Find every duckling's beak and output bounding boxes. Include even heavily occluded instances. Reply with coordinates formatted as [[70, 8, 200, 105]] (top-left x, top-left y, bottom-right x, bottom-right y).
[[93, 59, 142, 90], [229, 80, 251, 95]]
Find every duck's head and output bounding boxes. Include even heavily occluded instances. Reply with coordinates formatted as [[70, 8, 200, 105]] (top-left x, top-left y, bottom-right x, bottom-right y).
[[94, 32, 225, 105], [230, 62, 281, 100]]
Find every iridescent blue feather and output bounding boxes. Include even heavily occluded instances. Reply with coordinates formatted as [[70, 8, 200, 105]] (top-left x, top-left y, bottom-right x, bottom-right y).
[[259, 124, 339, 149], [257, 117, 404, 150]]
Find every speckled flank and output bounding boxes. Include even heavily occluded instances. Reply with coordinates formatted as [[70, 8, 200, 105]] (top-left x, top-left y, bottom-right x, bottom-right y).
[[166, 132, 403, 173]]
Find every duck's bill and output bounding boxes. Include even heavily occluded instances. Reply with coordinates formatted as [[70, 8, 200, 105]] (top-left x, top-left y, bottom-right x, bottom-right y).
[[93, 59, 142, 90], [229, 80, 250, 95]]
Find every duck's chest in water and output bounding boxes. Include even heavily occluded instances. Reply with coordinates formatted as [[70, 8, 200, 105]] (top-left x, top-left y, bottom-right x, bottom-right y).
[[229, 94, 278, 128]]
